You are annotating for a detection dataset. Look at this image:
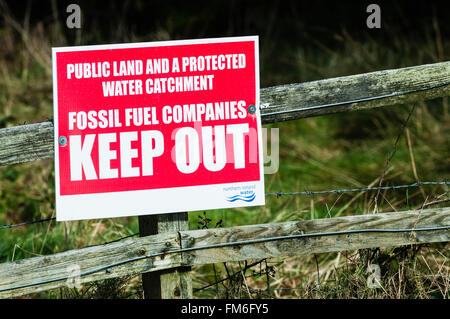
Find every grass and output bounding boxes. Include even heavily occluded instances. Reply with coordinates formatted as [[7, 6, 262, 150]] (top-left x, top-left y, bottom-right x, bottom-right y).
[[0, 4, 449, 298]]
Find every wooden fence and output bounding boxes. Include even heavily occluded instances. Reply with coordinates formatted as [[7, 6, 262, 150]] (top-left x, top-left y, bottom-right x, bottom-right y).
[[0, 61, 449, 298]]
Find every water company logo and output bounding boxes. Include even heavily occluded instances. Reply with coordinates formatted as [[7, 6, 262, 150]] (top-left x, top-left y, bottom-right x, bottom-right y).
[[225, 190, 256, 202]]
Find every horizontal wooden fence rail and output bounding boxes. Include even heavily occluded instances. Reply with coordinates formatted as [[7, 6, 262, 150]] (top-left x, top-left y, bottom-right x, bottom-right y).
[[1, 207, 449, 298], [1, 61, 449, 167], [260, 61, 450, 123]]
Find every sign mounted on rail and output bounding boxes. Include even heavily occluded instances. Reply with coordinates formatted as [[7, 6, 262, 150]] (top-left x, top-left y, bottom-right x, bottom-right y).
[[52, 36, 264, 221]]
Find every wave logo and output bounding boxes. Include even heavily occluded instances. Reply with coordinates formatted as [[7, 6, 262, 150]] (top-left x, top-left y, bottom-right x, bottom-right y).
[[225, 190, 256, 202]]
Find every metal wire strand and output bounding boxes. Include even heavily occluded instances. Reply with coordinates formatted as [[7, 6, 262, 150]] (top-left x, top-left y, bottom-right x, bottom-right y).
[[1, 224, 449, 293]]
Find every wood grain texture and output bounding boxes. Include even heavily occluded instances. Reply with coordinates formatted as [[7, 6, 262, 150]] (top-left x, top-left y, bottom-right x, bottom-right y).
[[1, 62, 449, 167], [1, 207, 448, 298], [139, 213, 192, 299], [179, 207, 450, 266]]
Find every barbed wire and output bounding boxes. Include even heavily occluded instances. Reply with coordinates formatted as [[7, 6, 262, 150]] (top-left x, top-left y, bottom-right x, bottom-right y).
[[1, 223, 449, 293], [0, 217, 56, 230], [0, 181, 448, 231], [266, 181, 449, 197]]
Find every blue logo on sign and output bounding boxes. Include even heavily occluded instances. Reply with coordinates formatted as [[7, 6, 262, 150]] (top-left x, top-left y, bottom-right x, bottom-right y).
[[225, 190, 256, 202]]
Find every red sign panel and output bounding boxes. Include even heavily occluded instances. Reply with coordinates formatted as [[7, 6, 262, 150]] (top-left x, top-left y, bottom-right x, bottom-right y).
[[52, 37, 264, 221]]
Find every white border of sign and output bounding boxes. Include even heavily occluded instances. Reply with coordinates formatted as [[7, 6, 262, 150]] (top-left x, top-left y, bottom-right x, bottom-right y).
[[52, 36, 264, 221]]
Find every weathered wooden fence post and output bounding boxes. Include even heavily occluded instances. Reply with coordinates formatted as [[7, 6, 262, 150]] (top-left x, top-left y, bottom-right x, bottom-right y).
[[138, 213, 192, 299]]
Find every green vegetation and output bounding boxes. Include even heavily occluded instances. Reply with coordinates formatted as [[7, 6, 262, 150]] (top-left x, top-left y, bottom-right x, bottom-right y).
[[0, 3, 448, 298]]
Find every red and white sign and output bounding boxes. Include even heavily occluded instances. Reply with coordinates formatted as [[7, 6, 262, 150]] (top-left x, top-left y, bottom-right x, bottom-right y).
[[52, 36, 264, 221]]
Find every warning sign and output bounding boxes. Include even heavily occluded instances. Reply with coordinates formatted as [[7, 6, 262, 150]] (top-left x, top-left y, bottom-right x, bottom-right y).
[[52, 36, 264, 221]]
